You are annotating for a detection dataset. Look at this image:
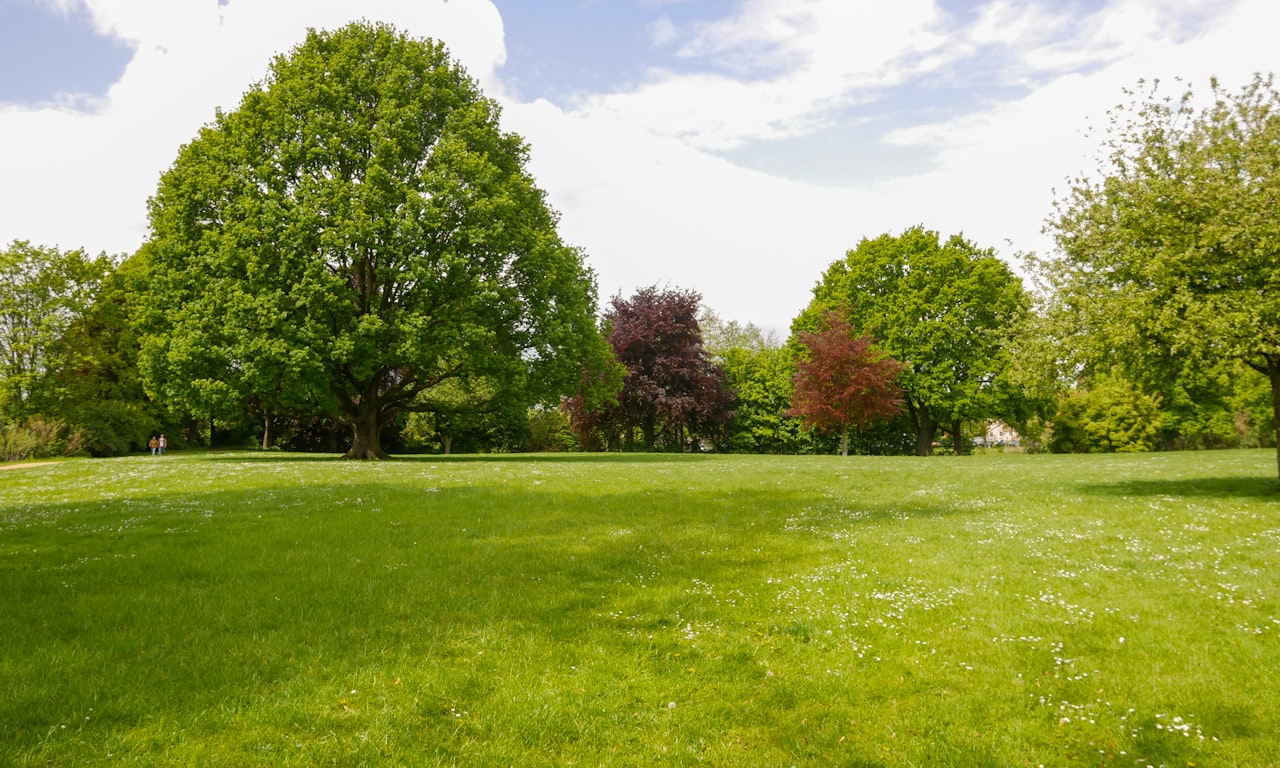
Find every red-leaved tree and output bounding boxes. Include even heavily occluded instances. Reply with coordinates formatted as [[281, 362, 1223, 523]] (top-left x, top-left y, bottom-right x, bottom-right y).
[[569, 285, 731, 451], [788, 309, 905, 456]]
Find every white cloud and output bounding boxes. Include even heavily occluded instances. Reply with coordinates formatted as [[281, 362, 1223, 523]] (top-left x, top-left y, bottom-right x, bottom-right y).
[[0, 0, 504, 257], [579, 0, 947, 151], [4, 0, 1279, 337], [503, 0, 1280, 333]]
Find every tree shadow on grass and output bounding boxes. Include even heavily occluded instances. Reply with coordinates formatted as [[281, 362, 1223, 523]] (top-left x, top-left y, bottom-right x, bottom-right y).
[[193, 450, 717, 464], [1082, 475, 1279, 500], [0, 472, 980, 763], [408, 451, 716, 464]]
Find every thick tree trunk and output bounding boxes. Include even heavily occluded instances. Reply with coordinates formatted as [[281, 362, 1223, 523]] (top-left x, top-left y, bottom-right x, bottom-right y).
[[262, 415, 272, 451], [442, 433, 453, 455], [345, 394, 389, 460], [905, 398, 937, 456]]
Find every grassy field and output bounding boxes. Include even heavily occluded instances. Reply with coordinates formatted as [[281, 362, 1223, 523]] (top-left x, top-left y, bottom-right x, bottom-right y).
[[1, 450, 1277, 767]]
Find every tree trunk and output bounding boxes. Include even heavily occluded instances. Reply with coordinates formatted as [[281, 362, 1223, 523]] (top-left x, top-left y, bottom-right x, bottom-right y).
[[1269, 355, 1280, 487], [442, 433, 453, 455], [840, 426, 849, 457], [345, 394, 389, 460], [262, 414, 272, 451], [642, 418, 656, 451], [905, 398, 937, 456], [951, 420, 964, 456]]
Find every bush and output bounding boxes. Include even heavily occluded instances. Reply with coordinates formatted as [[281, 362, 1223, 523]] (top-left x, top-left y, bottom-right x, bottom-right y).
[[1048, 378, 1161, 453], [0, 416, 89, 462]]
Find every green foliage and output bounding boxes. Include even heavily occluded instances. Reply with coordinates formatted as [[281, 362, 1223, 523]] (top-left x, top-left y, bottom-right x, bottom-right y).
[[137, 22, 603, 459], [719, 345, 808, 453], [1225, 361, 1277, 448], [699, 309, 779, 356], [1044, 73, 1280, 480], [0, 415, 88, 461], [797, 226, 1030, 456], [399, 376, 530, 454], [700, 310, 808, 454], [523, 405, 577, 452], [32, 254, 164, 455], [0, 241, 112, 419], [1048, 375, 1162, 453]]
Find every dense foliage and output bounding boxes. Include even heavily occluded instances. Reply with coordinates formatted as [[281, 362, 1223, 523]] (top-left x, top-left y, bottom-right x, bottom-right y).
[[3, 64, 1277, 472], [797, 227, 1029, 455], [135, 22, 604, 459], [566, 286, 731, 451], [0, 241, 152, 459], [1043, 74, 1280, 480], [788, 309, 904, 456]]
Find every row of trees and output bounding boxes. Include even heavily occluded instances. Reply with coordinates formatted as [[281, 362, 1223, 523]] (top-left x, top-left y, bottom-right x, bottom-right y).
[[1, 23, 1276, 480]]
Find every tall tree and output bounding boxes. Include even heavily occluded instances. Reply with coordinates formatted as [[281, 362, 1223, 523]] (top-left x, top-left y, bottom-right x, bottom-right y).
[[33, 253, 161, 455], [798, 227, 1029, 455], [137, 23, 604, 459], [787, 309, 904, 456], [1044, 74, 1280, 482]]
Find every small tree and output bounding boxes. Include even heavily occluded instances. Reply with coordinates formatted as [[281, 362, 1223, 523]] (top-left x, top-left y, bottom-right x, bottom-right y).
[[788, 309, 905, 456]]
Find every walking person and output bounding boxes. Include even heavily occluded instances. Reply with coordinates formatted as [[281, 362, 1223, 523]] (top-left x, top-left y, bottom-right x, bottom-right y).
[[148, 435, 159, 455], [158, 434, 167, 455]]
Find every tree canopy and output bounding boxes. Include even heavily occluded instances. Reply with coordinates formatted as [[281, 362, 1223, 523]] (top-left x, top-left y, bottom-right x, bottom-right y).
[[1044, 74, 1280, 481], [0, 241, 112, 418], [566, 286, 730, 451], [136, 22, 604, 459], [797, 226, 1029, 455], [788, 309, 904, 456]]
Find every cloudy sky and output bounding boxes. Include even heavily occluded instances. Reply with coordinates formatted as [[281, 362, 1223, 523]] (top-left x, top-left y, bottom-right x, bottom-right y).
[[2, 0, 1277, 333]]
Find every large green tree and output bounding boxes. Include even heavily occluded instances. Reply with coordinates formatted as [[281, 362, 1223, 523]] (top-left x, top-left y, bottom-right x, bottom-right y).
[[137, 23, 604, 459], [1045, 74, 1280, 482], [797, 227, 1030, 455]]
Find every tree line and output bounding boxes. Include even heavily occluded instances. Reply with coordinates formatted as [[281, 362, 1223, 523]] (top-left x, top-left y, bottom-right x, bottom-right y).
[[1, 24, 1275, 480]]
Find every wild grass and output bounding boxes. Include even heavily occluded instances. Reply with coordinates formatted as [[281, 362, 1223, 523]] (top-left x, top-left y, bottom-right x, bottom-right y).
[[1, 450, 1277, 766]]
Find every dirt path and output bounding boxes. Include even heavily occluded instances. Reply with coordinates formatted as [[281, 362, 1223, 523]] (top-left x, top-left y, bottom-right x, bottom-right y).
[[0, 462, 50, 471]]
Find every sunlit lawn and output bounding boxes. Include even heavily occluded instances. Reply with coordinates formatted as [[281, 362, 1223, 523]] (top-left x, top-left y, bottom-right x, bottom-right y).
[[1, 449, 1277, 766]]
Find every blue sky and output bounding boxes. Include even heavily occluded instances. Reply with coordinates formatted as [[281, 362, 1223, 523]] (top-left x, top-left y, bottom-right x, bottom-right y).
[[2, 0, 1278, 332], [0, 0, 131, 104]]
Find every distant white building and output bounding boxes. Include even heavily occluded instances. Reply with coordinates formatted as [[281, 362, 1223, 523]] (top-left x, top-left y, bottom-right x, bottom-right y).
[[974, 420, 1021, 447]]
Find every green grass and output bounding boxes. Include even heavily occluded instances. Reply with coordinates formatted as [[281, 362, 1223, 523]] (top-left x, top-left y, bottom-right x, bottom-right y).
[[2, 450, 1278, 767]]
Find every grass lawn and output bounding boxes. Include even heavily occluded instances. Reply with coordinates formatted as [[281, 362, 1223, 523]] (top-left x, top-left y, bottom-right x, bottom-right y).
[[1, 449, 1277, 766]]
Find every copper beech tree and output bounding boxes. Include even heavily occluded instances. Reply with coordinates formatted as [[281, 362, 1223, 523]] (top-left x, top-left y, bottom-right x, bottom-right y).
[[564, 286, 731, 451], [788, 309, 905, 456]]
